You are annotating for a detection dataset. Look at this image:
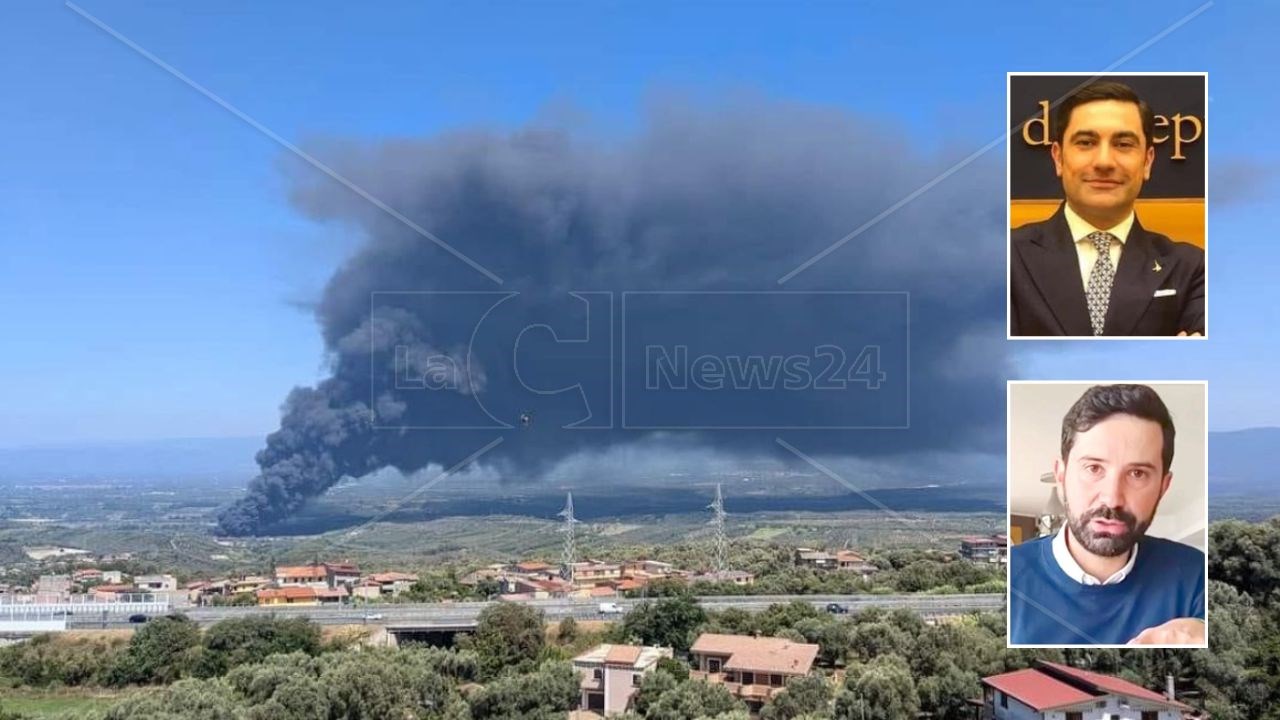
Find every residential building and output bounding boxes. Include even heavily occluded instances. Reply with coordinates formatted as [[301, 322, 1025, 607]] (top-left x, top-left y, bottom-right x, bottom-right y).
[[92, 584, 136, 601], [961, 535, 1009, 564], [352, 579, 384, 601], [689, 634, 820, 713], [324, 562, 362, 588], [231, 576, 272, 595], [979, 661, 1193, 720], [571, 561, 623, 586], [573, 644, 672, 715], [134, 574, 178, 592], [369, 571, 419, 595], [101, 570, 124, 584], [690, 570, 755, 586], [620, 560, 677, 577], [72, 568, 103, 583], [614, 578, 646, 594], [35, 575, 71, 596], [794, 548, 838, 570], [794, 548, 877, 577], [256, 586, 319, 606], [835, 550, 878, 576], [315, 587, 348, 605], [186, 579, 232, 604], [275, 565, 329, 589], [352, 572, 420, 599], [502, 576, 574, 600], [513, 560, 557, 575]]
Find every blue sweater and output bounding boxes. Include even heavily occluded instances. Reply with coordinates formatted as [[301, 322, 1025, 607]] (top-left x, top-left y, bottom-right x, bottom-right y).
[[1010, 535, 1205, 645]]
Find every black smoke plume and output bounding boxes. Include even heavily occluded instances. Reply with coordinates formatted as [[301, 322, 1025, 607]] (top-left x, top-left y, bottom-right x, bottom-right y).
[[216, 96, 1011, 536]]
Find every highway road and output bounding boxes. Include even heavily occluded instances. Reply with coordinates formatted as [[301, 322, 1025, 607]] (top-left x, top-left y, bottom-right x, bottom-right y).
[[64, 593, 1004, 629]]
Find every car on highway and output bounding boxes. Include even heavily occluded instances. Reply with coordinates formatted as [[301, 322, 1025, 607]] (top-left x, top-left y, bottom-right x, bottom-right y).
[[127, 614, 149, 623], [824, 603, 849, 614], [598, 602, 624, 615], [363, 613, 384, 621]]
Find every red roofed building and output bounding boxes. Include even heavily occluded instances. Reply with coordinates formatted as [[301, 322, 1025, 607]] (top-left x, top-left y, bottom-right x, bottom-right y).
[[979, 661, 1195, 720], [960, 535, 1008, 564], [274, 565, 329, 589], [256, 586, 319, 606], [615, 578, 646, 593], [91, 584, 136, 601], [324, 562, 362, 587], [315, 586, 348, 604], [572, 644, 672, 715], [835, 550, 878, 576], [689, 633, 819, 713], [351, 572, 420, 599]]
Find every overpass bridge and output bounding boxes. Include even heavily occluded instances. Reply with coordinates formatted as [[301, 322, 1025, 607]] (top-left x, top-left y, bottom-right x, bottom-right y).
[[0, 593, 1001, 635], [0, 595, 171, 634], [172, 592, 1003, 628]]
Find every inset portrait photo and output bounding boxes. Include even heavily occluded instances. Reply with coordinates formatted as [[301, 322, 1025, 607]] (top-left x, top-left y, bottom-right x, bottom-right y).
[[1007, 381, 1208, 648], [1007, 73, 1207, 339]]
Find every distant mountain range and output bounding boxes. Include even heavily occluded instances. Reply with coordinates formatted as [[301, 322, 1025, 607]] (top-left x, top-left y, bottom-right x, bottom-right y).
[[1, 428, 1276, 497], [1208, 427, 1280, 494]]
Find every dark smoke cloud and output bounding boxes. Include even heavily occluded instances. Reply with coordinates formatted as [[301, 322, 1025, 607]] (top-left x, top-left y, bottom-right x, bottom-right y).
[[217, 95, 1011, 536]]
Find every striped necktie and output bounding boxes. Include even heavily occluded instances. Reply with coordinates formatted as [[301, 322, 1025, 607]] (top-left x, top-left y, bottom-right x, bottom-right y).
[[1085, 231, 1116, 336]]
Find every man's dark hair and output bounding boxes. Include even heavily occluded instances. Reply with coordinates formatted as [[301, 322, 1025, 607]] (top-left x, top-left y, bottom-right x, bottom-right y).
[[1053, 81, 1155, 148], [1060, 384, 1175, 473]]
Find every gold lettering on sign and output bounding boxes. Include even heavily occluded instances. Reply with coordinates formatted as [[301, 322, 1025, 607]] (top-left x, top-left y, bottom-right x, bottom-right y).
[[1153, 114, 1170, 143], [1021, 99, 1204, 161], [1021, 101, 1052, 146], [1170, 113, 1203, 160]]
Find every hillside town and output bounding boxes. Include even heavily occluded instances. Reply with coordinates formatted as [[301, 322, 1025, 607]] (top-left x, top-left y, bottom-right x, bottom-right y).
[[0, 533, 1012, 609]]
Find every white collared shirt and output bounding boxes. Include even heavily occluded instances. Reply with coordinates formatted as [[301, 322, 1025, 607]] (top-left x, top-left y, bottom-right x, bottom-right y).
[[1063, 202, 1135, 293], [1052, 524, 1138, 586]]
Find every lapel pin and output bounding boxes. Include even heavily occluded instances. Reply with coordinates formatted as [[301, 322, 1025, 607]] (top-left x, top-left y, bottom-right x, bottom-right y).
[[1153, 260, 1162, 273]]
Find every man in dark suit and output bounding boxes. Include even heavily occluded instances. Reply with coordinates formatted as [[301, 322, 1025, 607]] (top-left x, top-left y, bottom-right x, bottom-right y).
[[1010, 81, 1205, 337]]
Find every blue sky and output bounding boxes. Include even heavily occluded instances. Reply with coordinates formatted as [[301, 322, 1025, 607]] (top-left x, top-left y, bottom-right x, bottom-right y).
[[1, 1, 1277, 447]]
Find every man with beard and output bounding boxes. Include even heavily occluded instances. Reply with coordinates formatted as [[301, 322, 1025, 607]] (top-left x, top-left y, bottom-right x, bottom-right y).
[[1009, 384, 1205, 645]]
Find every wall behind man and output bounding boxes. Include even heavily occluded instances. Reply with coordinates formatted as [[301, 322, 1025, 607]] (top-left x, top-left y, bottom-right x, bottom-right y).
[[1008, 382, 1207, 551], [1009, 73, 1207, 248]]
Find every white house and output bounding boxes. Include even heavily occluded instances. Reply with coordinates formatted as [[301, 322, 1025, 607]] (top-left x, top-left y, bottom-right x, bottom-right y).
[[980, 661, 1194, 720], [572, 644, 671, 716]]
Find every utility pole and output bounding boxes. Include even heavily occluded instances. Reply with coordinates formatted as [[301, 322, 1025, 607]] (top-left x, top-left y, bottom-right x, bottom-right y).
[[559, 493, 578, 584], [709, 484, 728, 574]]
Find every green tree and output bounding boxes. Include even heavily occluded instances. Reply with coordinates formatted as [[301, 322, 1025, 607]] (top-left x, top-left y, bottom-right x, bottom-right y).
[[109, 614, 202, 685], [323, 655, 424, 720], [469, 602, 547, 679], [761, 673, 832, 720], [1210, 519, 1280, 600], [756, 602, 822, 637], [104, 677, 248, 719], [557, 616, 579, 644], [621, 596, 707, 653], [403, 572, 470, 602], [846, 622, 911, 664], [631, 668, 681, 717], [915, 660, 977, 720], [196, 617, 321, 678], [467, 660, 579, 719], [243, 674, 329, 720], [792, 618, 850, 668], [637, 674, 745, 720], [834, 656, 918, 720], [223, 652, 320, 706]]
